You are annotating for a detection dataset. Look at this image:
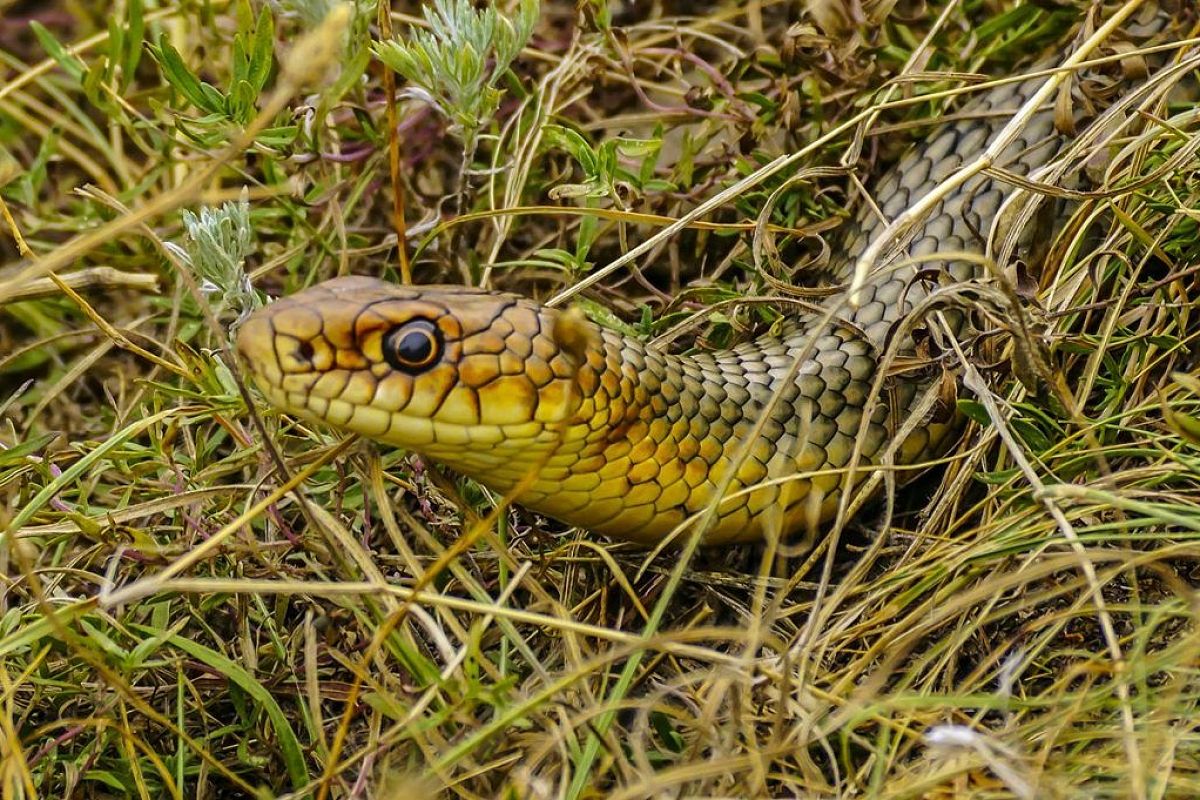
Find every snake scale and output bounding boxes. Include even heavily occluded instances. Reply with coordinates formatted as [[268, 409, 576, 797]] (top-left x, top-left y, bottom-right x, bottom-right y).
[[237, 5, 1180, 545]]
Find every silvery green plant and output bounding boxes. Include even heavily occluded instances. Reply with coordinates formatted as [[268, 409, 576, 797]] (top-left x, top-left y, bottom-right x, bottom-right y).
[[166, 193, 261, 326], [373, 0, 537, 158], [271, 0, 372, 27]]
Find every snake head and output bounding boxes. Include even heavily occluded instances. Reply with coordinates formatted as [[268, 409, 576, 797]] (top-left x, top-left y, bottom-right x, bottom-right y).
[[235, 276, 597, 468]]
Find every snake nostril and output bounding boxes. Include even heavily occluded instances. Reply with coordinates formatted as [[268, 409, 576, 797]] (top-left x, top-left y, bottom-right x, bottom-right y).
[[297, 340, 315, 363]]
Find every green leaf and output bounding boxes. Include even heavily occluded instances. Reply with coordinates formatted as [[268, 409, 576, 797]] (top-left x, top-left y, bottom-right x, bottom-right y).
[[257, 125, 298, 149], [319, 41, 371, 111], [957, 399, 992, 427], [30, 21, 86, 82], [975, 4, 1040, 41], [82, 53, 109, 109], [172, 112, 229, 147], [576, 208, 599, 256], [105, 15, 124, 84], [578, 298, 642, 337], [1148, 334, 1180, 349], [79, 619, 129, 661], [639, 125, 664, 185], [643, 178, 677, 192], [1165, 403, 1200, 447], [122, 0, 145, 88], [531, 248, 578, 269], [975, 467, 1021, 485], [8, 407, 178, 532], [596, 140, 618, 181], [235, 0, 254, 32], [198, 82, 227, 115], [81, 771, 130, 792], [249, 6, 275, 92], [231, 34, 249, 85], [362, 690, 409, 722], [651, 711, 685, 753], [1011, 419, 1051, 451], [154, 37, 223, 113], [228, 79, 256, 124], [613, 137, 661, 159], [0, 433, 56, 468], [544, 125, 598, 174], [132, 624, 310, 793], [0, 602, 91, 658], [738, 91, 776, 111]]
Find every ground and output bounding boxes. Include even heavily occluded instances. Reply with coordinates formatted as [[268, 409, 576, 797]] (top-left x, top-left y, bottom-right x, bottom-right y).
[[3, 0, 1200, 797]]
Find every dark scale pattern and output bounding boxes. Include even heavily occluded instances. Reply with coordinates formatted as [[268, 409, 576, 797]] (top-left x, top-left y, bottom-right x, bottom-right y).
[[508, 71, 1078, 543], [236, 26, 1180, 544], [836, 72, 1063, 346]]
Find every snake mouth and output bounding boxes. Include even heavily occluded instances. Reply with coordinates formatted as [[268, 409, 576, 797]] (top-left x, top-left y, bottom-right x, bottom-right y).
[[235, 306, 396, 442]]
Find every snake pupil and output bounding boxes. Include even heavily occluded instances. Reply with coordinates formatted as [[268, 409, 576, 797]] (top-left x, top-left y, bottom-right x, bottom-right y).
[[398, 331, 431, 362], [383, 321, 440, 373]]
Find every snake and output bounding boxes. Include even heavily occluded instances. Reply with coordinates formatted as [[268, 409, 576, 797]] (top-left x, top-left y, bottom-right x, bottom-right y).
[[235, 7, 1179, 545]]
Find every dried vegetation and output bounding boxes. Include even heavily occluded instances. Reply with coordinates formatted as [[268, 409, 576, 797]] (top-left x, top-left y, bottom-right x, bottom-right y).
[[3, 0, 1200, 797]]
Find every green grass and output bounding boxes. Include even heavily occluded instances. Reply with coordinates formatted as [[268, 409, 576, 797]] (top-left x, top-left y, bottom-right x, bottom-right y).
[[3, 0, 1200, 797]]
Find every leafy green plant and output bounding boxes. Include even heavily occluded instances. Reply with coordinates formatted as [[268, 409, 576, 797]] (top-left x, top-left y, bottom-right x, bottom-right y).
[[151, 0, 279, 133], [373, 0, 536, 143], [543, 125, 665, 202], [167, 194, 260, 326], [542, 124, 666, 270], [373, 0, 537, 200]]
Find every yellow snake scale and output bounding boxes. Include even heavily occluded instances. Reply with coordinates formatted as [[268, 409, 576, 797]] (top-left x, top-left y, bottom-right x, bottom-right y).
[[237, 6, 1181, 545]]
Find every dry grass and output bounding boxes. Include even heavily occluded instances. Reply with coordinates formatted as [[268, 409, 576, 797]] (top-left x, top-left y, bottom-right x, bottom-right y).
[[3, 0, 1200, 797]]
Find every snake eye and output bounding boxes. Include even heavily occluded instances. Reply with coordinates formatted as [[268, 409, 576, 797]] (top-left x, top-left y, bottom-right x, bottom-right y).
[[382, 320, 441, 373]]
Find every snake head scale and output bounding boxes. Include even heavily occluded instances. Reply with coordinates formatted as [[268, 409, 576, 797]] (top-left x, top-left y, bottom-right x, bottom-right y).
[[235, 276, 599, 478]]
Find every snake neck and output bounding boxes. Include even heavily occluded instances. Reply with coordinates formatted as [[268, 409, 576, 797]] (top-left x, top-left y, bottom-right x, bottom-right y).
[[446, 23, 1187, 542], [464, 320, 946, 544]]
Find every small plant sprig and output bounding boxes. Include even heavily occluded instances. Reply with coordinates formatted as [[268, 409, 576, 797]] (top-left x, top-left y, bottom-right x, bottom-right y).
[[166, 194, 260, 327], [373, 0, 538, 207], [153, 0, 275, 128], [541, 124, 667, 272]]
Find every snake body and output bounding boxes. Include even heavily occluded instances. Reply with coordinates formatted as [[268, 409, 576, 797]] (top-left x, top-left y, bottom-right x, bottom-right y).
[[236, 13, 1171, 544]]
